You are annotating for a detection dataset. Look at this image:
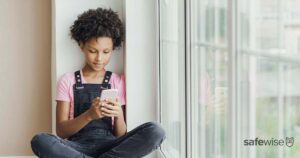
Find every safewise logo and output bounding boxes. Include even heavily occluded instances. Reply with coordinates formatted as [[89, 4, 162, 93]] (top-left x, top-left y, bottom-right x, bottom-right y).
[[243, 137, 294, 147]]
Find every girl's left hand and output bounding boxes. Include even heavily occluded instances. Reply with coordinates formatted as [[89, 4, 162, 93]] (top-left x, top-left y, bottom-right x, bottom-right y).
[[100, 98, 123, 118]]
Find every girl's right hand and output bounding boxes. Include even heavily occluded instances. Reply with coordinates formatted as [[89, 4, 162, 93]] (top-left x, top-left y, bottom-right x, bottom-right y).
[[86, 97, 104, 120]]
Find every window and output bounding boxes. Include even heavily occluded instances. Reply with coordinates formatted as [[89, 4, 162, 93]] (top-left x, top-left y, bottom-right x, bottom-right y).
[[159, 0, 300, 157], [159, 0, 186, 157]]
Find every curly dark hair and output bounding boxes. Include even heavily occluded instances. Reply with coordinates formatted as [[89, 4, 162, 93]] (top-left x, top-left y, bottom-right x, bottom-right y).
[[70, 8, 124, 50]]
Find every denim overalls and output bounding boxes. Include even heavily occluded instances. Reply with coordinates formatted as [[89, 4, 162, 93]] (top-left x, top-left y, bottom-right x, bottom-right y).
[[68, 70, 114, 141], [30, 70, 166, 158], [63, 70, 118, 157]]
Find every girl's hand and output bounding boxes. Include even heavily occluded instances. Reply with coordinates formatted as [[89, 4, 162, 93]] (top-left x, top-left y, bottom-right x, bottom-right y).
[[100, 98, 123, 118], [87, 97, 105, 120]]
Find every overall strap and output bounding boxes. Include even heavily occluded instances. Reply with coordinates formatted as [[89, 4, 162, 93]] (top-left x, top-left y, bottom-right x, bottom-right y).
[[74, 71, 84, 89], [102, 71, 112, 89]]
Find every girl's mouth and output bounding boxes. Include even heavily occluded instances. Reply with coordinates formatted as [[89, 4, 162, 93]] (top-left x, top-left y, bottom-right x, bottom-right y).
[[94, 63, 103, 66]]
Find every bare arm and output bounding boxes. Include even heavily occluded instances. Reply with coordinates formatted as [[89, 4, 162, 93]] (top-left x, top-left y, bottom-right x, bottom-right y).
[[56, 97, 104, 139], [56, 101, 92, 139], [101, 100, 127, 137], [113, 105, 127, 137]]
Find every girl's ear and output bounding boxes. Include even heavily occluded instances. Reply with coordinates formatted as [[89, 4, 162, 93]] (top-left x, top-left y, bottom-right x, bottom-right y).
[[79, 42, 84, 51]]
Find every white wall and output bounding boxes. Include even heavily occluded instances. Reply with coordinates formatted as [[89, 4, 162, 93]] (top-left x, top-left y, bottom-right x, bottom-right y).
[[52, 0, 124, 133], [124, 0, 159, 129], [125, 0, 159, 157]]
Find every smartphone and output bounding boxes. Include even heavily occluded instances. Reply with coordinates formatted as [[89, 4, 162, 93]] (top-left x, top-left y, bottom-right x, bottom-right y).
[[100, 89, 118, 101]]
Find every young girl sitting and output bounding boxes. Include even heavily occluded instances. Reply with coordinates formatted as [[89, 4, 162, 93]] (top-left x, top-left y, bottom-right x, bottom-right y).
[[31, 8, 165, 158]]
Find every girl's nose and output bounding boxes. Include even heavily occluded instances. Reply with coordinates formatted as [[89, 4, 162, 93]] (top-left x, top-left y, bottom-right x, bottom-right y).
[[96, 52, 102, 61]]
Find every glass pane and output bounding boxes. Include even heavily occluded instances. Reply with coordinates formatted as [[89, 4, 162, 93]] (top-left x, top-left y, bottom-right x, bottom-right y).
[[284, 0, 300, 56], [193, 0, 228, 46], [238, 57, 300, 158], [238, 0, 281, 54], [239, 0, 300, 57], [191, 0, 229, 157], [238, 0, 300, 157], [283, 64, 300, 157], [159, 0, 186, 157], [192, 47, 229, 158]]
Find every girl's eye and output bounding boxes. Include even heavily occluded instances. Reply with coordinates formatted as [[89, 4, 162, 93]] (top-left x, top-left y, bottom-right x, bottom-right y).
[[104, 51, 110, 54], [89, 50, 96, 53]]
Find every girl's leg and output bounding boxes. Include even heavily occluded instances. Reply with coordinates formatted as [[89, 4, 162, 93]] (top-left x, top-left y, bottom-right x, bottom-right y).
[[31, 133, 93, 158], [97, 122, 166, 158]]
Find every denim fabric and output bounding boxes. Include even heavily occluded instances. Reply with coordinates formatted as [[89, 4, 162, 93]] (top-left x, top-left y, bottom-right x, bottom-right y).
[[72, 70, 113, 134], [31, 122, 166, 158]]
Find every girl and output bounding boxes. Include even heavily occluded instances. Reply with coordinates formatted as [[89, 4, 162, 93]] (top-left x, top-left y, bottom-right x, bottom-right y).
[[31, 8, 165, 158]]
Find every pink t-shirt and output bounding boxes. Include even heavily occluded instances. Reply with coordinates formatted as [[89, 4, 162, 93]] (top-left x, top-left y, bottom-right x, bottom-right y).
[[55, 70, 126, 120]]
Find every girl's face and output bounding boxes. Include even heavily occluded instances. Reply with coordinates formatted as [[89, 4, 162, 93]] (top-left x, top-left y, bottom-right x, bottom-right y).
[[80, 37, 113, 72]]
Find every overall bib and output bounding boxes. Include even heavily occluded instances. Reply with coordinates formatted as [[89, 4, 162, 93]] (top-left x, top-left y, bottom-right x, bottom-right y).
[[66, 70, 117, 157], [69, 70, 113, 140]]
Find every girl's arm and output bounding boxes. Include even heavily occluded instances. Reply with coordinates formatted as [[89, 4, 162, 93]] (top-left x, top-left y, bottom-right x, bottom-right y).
[[101, 100, 127, 137], [113, 105, 127, 137], [56, 101, 92, 139]]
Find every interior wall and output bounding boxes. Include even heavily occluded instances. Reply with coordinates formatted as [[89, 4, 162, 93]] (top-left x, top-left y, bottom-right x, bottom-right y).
[[0, 0, 52, 156], [125, 0, 159, 157], [125, 0, 158, 131]]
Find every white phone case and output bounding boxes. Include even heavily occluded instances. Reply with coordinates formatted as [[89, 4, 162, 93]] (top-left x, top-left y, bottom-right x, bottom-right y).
[[100, 89, 118, 101]]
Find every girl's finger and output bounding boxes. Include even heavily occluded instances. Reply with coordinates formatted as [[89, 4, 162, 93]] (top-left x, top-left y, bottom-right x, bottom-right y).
[[102, 103, 117, 110], [93, 98, 101, 106], [104, 99, 120, 106], [101, 112, 116, 117], [101, 108, 118, 116], [92, 97, 100, 103], [92, 98, 97, 104], [100, 105, 117, 111]]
